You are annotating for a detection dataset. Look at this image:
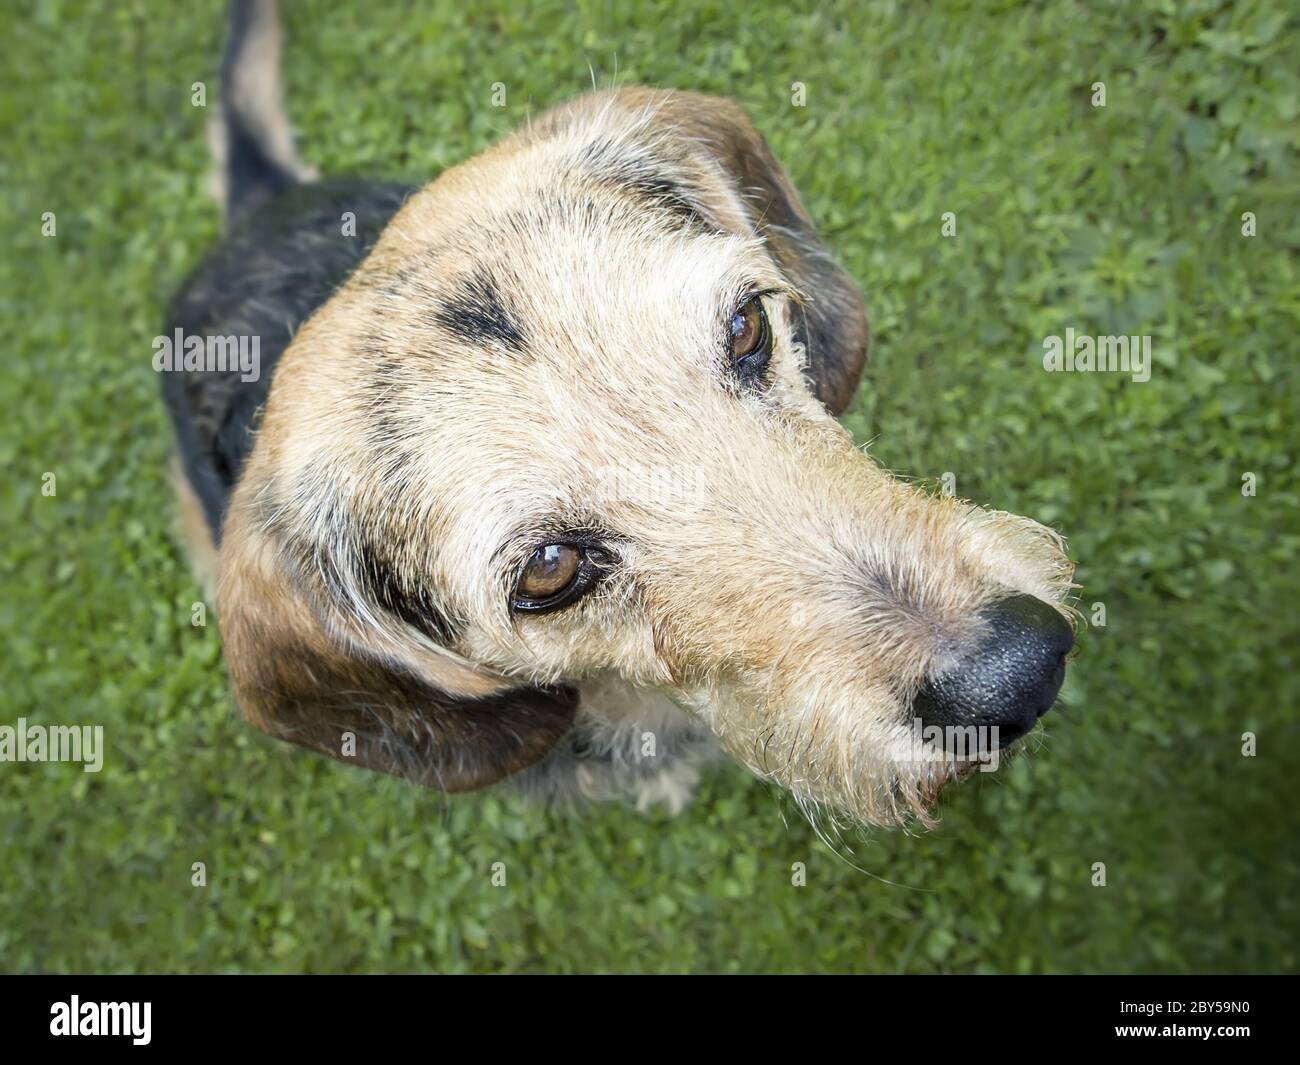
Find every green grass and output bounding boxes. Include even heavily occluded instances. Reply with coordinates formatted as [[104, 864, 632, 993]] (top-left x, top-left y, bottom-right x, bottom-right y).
[[2, 0, 1297, 973]]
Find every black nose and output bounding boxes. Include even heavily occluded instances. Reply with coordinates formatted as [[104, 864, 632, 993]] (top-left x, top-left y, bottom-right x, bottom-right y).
[[912, 594, 1074, 746]]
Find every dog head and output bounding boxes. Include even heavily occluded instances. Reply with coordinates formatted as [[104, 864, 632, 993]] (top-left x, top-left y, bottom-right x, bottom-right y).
[[218, 88, 1075, 824]]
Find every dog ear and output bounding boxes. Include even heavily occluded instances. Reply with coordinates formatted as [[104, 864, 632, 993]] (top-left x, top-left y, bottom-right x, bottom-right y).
[[215, 488, 578, 792], [627, 91, 869, 414]]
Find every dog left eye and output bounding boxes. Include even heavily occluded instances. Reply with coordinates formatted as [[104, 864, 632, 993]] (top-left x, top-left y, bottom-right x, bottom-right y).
[[728, 295, 772, 382], [512, 543, 605, 614]]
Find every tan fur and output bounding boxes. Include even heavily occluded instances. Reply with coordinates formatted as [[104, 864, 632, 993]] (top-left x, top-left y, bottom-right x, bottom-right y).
[[212, 88, 1074, 825], [171, 457, 218, 598], [206, 0, 316, 212]]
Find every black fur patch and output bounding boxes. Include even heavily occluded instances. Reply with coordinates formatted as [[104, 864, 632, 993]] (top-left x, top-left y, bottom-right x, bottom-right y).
[[617, 170, 715, 230], [162, 179, 414, 538], [265, 488, 462, 648], [430, 268, 526, 353], [575, 137, 719, 233], [355, 539, 461, 645], [220, 0, 300, 220]]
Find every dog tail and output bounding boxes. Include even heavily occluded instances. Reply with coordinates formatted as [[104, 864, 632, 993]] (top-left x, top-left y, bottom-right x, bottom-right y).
[[209, 0, 316, 222]]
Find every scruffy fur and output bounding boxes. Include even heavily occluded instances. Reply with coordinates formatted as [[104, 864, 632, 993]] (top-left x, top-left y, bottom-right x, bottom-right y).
[[165, 2, 1075, 829]]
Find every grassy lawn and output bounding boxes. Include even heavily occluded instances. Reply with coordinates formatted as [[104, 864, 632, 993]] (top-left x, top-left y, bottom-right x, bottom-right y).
[[1, 0, 1296, 973]]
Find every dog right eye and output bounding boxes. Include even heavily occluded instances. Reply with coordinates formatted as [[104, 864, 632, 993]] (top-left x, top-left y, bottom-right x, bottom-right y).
[[727, 294, 772, 386], [512, 543, 605, 614]]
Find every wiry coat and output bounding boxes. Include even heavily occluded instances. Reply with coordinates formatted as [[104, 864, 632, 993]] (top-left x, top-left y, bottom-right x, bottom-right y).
[[164, 1, 1074, 827]]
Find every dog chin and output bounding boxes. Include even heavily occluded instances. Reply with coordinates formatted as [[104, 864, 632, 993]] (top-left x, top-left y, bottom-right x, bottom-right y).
[[780, 719, 1027, 829], [912, 756, 983, 812], [893, 729, 1036, 826]]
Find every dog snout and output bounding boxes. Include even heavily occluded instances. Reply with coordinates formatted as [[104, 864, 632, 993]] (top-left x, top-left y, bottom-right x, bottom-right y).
[[912, 593, 1074, 745]]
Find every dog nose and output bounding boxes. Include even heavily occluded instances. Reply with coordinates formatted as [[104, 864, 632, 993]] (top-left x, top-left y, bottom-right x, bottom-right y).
[[912, 594, 1074, 745]]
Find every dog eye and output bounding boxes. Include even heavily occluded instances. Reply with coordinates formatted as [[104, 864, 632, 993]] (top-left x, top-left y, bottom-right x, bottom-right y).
[[518, 545, 579, 599], [512, 544, 604, 614], [728, 295, 772, 382]]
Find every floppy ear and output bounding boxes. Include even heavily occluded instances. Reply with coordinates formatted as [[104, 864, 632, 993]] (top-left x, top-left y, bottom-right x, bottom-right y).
[[215, 490, 578, 792], [640, 91, 869, 415]]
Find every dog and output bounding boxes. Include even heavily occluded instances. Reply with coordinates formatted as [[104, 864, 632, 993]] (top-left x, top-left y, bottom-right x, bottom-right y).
[[162, 0, 1076, 829]]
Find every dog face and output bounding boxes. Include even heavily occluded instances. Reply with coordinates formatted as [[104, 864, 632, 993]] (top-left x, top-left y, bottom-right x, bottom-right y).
[[218, 89, 1074, 826]]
